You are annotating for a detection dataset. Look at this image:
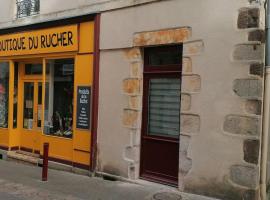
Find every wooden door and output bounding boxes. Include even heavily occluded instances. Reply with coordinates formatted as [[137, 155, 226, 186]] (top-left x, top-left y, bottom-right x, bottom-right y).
[[140, 45, 182, 186], [20, 62, 43, 153]]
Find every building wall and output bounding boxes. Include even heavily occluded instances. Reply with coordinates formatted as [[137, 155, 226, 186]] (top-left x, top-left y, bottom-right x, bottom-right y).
[[0, 0, 160, 28], [0, 0, 14, 23], [98, 0, 265, 199], [0, 0, 265, 199]]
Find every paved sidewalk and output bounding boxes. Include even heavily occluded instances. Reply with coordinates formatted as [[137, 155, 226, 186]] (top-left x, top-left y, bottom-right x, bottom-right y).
[[0, 160, 219, 200]]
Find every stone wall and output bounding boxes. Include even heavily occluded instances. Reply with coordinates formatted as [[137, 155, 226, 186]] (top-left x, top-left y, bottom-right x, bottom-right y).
[[98, 0, 265, 199], [121, 28, 203, 181], [223, 1, 264, 200]]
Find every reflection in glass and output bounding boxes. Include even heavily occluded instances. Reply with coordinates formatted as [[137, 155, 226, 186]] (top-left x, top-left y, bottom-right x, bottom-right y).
[[0, 62, 9, 128], [37, 82, 42, 128], [25, 63, 43, 75], [23, 82, 34, 130], [44, 59, 74, 138]]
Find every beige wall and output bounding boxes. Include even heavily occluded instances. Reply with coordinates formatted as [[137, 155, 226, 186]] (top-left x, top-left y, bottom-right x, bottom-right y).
[[0, 0, 264, 199], [98, 0, 264, 199], [0, 0, 14, 23], [0, 0, 160, 29], [98, 50, 131, 177]]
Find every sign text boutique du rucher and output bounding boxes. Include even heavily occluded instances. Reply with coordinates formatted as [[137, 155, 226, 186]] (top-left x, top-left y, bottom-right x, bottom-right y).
[[0, 25, 78, 56], [0, 31, 73, 51]]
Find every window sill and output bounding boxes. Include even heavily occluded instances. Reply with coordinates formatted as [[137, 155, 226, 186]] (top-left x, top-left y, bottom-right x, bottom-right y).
[[42, 133, 73, 140]]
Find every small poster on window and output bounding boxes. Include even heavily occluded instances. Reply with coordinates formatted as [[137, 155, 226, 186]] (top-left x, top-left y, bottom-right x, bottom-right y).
[[76, 86, 91, 130]]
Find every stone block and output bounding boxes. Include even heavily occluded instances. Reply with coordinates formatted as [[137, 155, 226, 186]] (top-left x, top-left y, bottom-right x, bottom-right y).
[[179, 152, 192, 175], [0, 150, 7, 160], [243, 190, 258, 200], [181, 75, 201, 93], [243, 139, 259, 164], [123, 109, 139, 128], [180, 135, 191, 153], [183, 40, 204, 56], [181, 94, 191, 111], [128, 163, 139, 179], [130, 130, 141, 146], [230, 165, 259, 188], [123, 78, 141, 95], [249, 63, 264, 77], [224, 115, 260, 136], [123, 146, 140, 163], [128, 96, 141, 110], [133, 27, 191, 47], [233, 79, 262, 99], [238, 8, 260, 29], [180, 114, 200, 134], [130, 61, 142, 78], [233, 44, 264, 62], [245, 100, 261, 115], [248, 30, 265, 43], [248, 0, 259, 3], [183, 57, 192, 73], [125, 48, 142, 60]]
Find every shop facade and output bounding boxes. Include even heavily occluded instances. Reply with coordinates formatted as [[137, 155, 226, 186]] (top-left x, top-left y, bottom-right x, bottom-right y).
[[0, 0, 268, 200], [0, 14, 99, 170]]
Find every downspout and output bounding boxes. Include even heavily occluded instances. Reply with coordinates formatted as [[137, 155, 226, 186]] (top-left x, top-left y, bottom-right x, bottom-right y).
[[261, 0, 270, 199]]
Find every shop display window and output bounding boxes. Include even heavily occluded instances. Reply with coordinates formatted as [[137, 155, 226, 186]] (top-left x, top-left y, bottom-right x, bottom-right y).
[[44, 59, 74, 138], [0, 62, 9, 128]]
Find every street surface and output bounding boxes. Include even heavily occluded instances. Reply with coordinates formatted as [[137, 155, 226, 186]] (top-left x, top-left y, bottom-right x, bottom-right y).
[[0, 160, 219, 200]]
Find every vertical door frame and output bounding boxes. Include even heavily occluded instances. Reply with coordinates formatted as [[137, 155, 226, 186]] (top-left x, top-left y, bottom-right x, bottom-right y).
[[140, 44, 183, 185], [90, 13, 101, 172]]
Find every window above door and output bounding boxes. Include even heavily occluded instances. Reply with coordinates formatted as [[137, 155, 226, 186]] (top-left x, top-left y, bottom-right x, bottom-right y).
[[144, 45, 182, 73]]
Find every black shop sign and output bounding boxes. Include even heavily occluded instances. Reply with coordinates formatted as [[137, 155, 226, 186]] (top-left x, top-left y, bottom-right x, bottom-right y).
[[76, 86, 91, 130]]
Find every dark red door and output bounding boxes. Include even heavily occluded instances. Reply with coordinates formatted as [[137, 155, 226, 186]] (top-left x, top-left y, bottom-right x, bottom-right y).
[[140, 45, 182, 186]]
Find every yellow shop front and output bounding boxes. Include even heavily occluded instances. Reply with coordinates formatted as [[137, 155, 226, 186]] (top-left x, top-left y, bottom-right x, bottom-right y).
[[0, 17, 97, 170]]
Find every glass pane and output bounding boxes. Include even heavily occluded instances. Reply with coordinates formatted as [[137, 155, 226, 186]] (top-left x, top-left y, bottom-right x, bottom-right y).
[[25, 63, 42, 75], [37, 82, 42, 128], [149, 51, 181, 66], [0, 62, 9, 128], [23, 82, 34, 129], [146, 45, 182, 66], [44, 59, 74, 138], [148, 78, 180, 138], [13, 63, 18, 128]]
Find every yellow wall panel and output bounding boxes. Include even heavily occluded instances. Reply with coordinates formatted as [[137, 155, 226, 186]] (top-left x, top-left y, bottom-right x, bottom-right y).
[[41, 135, 73, 160], [73, 151, 90, 166], [73, 131, 91, 152], [72, 54, 93, 165], [79, 22, 94, 53], [0, 129, 9, 147], [9, 130, 21, 148]]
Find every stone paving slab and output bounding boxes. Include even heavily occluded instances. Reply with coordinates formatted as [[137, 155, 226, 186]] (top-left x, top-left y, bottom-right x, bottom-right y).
[[0, 160, 220, 200]]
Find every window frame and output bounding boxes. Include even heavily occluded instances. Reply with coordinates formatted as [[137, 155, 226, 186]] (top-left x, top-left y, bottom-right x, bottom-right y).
[[142, 44, 183, 142], [144, 45, 182, 73], [43, 58, 75, 139]]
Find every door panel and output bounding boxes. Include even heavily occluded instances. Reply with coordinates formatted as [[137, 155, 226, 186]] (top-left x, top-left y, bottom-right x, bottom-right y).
[[140, 74, 180, 186], [20, 62, 43, 153], [141, 139, 179, 183], [23, 82, 34, 130]]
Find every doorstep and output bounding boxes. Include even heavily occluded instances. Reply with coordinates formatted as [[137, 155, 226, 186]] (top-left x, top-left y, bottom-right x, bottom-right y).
[[6, 150, 91, 176], [7, 150, 39, 165]]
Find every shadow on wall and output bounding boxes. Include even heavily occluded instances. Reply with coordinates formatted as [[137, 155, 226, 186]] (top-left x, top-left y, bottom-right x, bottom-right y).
[[184, 177, 258, 200]]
